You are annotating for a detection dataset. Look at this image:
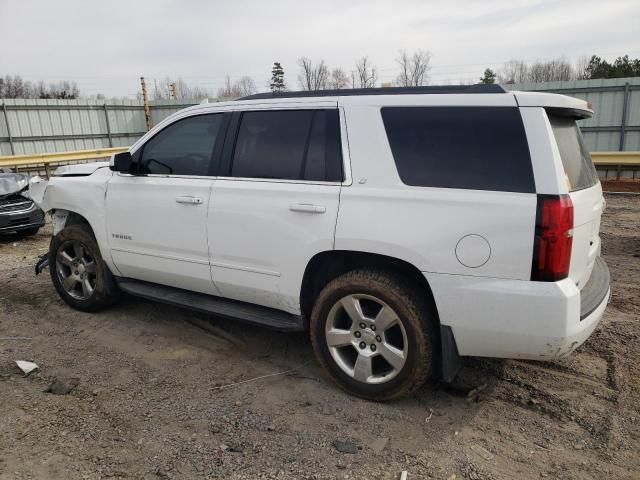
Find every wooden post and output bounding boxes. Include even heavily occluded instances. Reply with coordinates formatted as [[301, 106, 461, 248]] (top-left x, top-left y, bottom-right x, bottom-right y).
[[170, 82, 179, 100], [140, 77, 152, 130]]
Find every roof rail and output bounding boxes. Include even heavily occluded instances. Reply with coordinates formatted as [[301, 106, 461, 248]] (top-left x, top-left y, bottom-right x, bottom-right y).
[[239, 84, 507, 100]]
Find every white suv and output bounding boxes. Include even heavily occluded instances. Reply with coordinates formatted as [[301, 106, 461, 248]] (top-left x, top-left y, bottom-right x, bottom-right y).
[[31, 85, 610, 400]]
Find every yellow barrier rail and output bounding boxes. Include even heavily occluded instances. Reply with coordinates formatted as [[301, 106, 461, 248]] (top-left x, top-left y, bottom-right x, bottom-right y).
[[0, 148, 638, 177], [0, 147, 127, 168], [590, 151, 640, 166]]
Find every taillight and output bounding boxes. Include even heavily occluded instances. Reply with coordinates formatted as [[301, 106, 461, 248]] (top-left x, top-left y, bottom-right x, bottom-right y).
[[531, 195, 574, 282]]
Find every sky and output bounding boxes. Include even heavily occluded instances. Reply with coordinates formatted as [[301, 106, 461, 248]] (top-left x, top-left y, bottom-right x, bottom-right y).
[[1, 0, 639, 98]]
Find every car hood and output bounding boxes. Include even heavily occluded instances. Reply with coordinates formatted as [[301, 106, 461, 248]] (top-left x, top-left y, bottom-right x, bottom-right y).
[[0, 172, 30, 198], [55, 161, 110, 176]]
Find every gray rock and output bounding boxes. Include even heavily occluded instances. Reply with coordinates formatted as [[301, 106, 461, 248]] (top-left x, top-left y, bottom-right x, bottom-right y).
[[45, 376, 80, 395], [333, 440, 358, 454]]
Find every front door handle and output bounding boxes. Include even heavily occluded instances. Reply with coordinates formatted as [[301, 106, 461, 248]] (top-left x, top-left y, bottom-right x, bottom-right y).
[[176, 195, 203, 205], [289, 203, 326, 214]]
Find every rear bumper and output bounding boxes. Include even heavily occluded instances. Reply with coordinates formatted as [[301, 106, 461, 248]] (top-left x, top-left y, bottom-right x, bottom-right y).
[[425, 257, 610, 360]]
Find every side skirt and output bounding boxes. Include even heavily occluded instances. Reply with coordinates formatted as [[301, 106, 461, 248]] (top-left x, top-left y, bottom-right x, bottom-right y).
[[115, 277, 306, 332]]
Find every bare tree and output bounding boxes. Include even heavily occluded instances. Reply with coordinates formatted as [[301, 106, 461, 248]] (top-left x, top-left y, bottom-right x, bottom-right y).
[[217, 75, 240, 98], [152, 77, 211, 100], [297, 57, 329, 90], [353, 56, 378, 88], [0, 75, 80, 99], [174, 77, 210, 100], [498, 57, 577, 84], [498, 59, 528, 84], [575, 55, 591, 80], [328, 68, 349, 89], [395, 49, 432, 86], [235, 76, 257, 96], [528, 58, 573, 82], [215, 75, 256, 98]]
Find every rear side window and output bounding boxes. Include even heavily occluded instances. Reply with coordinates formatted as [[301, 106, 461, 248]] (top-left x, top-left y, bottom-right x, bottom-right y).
[[381, 107, 535, 193], [547, 114, 598, 192], [231, 109, 343, 182]]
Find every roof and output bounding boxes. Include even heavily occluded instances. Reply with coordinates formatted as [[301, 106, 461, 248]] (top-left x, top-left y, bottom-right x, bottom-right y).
[[240, 84, 507, 100]]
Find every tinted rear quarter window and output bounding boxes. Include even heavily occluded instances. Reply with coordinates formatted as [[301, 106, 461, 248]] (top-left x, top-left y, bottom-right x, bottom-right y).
[[381, 106, 535, 193], [547, 114, 598, 192]]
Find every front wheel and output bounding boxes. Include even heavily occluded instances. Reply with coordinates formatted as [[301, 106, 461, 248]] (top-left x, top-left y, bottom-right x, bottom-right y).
[[49, 224, 120, 311], [310, 269, 436, 401]]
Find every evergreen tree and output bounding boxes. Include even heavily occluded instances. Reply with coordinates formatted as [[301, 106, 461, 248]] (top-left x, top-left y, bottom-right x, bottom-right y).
[[479, 68, 497, 84], [585, 55, 640, 79], [270, 62, 286, 92]]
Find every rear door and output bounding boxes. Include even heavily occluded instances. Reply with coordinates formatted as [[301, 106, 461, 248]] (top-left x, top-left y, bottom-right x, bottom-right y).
[[207, 105, 344, 313], [547, 112, 604, 288]]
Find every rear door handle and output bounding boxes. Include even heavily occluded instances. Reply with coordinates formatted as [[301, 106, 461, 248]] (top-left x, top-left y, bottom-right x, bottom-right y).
[[175, 195, 203, 205], [289, 203, 326, 214]]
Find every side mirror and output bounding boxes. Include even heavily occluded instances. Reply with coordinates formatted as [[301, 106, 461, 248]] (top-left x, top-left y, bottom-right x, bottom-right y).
[[110, 152, 133, 173]]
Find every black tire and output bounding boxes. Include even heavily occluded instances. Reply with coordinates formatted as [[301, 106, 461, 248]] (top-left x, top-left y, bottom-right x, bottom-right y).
[[49, 224, 120, 312], [310, 268, 437, 401], [17, 226, 40, 237]]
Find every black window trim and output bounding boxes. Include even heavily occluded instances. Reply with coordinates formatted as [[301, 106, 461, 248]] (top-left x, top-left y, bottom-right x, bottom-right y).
[[127, 112, 229, 178], [217, 107, 346, 185]]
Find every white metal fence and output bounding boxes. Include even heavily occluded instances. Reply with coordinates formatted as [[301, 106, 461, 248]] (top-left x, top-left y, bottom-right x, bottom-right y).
[[507, 77, 640, 152], [1, 76, 639, 155], [0, 98, 202, 156]]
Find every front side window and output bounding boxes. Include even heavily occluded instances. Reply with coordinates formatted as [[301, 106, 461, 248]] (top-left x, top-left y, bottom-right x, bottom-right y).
[[382, 106, 535, 193], [139, 114, 222, 176], [231, 109, 343, 182]]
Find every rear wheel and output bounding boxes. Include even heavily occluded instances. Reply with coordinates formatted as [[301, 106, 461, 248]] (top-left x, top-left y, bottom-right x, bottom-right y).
[[49, 224, 120, 311], [310, 268, 436, 401]]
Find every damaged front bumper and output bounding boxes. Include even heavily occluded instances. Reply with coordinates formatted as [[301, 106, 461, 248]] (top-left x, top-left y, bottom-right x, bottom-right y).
[[0, 172, 46, 234], [0, 195, 45, 234]]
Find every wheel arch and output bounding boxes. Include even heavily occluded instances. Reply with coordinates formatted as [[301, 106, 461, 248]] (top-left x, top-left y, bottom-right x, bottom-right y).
[[58, 210, 93, 232], [51, 208, 120, 276], [300, 250, 462, 382], [300, 250, 437, 321]]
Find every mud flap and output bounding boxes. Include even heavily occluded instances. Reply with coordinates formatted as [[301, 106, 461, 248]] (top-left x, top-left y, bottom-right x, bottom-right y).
[[440, 325, 462, 382]]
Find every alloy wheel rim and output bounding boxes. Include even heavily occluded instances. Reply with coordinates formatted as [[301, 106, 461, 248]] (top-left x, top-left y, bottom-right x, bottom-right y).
[[325, 294, 408, 384], [55, 240, 97, 300]]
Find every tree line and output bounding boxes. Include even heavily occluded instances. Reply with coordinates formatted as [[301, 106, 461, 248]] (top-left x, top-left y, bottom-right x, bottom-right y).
[[0, 75, 80, 99], [2, 53, 638, 99], [480, 54, 640, 84], [286, 49, 432, 92]]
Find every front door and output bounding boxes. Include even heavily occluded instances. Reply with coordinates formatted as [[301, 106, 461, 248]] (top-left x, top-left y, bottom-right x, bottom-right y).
[[106, 113, 225, 295], [208, 107, 344, 313]]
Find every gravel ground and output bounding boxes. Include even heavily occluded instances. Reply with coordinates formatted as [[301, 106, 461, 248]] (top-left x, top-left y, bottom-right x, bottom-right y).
[[1, 193, 639, 480]]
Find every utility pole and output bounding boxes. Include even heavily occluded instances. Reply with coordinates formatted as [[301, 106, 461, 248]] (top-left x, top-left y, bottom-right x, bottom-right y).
[[140, 76, 152, 130], [170, 82, 178, 100]]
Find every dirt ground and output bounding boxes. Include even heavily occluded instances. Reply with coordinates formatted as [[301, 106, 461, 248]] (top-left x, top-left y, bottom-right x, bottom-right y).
[[1, 193, 638, 480], [600, 180, 640, 193]]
